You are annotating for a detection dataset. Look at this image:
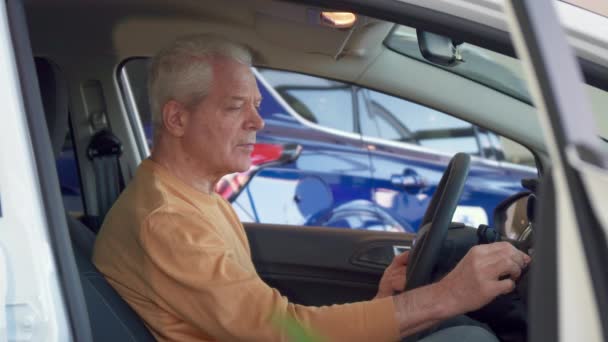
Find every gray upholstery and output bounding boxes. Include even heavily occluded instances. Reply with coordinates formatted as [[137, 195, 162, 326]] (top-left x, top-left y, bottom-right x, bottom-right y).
[[67, 217, 156, 342], [37, 57, 156, 341], [35, 58, 69, 158]]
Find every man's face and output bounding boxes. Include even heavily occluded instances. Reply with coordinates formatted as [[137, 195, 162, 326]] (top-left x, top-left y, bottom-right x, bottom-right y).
[[181, 59, 264, 177]]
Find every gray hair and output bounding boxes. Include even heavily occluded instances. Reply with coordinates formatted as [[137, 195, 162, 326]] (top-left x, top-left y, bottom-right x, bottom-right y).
[[148, 34, 253, 128]]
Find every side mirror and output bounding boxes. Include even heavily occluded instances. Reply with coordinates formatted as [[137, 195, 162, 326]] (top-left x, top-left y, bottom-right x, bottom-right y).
[[271, 143, 302, 166], [494, 192, 534, 242], [416, 30, 463, 67]]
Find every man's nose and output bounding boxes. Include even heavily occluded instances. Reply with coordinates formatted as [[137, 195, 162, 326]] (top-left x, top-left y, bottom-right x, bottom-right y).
[[248, 107, 265, 131]]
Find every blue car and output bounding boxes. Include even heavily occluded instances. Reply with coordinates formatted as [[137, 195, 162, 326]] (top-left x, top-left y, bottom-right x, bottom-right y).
[[58, 63, 537, 233]]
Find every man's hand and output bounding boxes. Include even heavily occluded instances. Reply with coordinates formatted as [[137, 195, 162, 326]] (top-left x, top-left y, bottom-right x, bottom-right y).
[[436, 241, 531, 317], [376, 251, 409, 299], [389, 242, 530, 338]]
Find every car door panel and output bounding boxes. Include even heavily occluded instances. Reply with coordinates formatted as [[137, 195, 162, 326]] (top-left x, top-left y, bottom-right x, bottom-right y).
[[245, 223, 414, 306], [504, 0, 608, 340]]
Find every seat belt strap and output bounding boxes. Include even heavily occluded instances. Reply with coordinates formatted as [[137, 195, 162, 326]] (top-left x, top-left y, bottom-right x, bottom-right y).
[[87, 130, 123, 223]]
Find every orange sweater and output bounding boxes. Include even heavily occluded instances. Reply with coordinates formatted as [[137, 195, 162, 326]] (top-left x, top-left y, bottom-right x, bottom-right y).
[[93, 159, 400, 342]]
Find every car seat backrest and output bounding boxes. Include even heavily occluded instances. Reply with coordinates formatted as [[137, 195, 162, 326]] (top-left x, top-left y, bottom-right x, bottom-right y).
[[37, 57, 156, 341], [35, 58, 69, 157], [67, 216, 156, 342]]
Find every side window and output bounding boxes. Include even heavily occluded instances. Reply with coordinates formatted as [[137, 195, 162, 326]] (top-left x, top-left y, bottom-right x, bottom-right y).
[[498, 136, 537, 166], [360, 89, 536, 165], [257, 69, 356, 133], [361, 89, 480, 155]]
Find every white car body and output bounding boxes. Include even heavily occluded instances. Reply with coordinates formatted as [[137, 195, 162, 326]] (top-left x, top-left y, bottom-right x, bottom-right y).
[[0, 0, 606, 341]]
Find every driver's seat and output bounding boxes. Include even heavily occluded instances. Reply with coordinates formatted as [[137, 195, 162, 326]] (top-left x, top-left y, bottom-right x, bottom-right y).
[[36, 57, 156, 341], [66, 216, 156, 341]]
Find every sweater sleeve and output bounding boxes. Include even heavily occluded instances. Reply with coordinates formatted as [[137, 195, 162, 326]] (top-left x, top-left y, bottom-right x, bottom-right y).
[[140, 209, 400, 342]]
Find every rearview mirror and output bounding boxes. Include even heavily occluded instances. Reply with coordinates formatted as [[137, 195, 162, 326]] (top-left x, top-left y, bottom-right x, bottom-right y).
[[416, 30, 463, 67]]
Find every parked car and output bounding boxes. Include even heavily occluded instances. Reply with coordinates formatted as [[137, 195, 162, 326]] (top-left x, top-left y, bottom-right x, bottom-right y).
[[58, 59, 537, 232], [2, 0, 607, 341], [232, 67, 537, 231]]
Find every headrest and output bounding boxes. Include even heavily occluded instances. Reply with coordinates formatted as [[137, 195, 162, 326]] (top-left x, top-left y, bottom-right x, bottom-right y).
[[35, 58, 69, 159]]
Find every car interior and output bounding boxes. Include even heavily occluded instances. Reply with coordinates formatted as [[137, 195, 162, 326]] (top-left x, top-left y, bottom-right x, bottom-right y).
[[13, 0, 608, 341]]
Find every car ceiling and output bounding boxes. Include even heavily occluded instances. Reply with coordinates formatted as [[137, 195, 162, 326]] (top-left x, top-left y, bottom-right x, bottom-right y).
[[24, 0, 547, 160]]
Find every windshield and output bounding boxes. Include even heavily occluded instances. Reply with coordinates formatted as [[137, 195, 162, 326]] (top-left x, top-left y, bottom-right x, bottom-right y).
[[385, 25, 531, 104], [384, 24, 608, 140]]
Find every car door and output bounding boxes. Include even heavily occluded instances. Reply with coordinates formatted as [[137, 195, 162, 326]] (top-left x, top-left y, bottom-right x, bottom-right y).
[[246, 0, 608, 335], [246, 223, 414, 305], [3, 0, 92, 340], [502, 0, 608, 341], [14, 0, 608, 340]]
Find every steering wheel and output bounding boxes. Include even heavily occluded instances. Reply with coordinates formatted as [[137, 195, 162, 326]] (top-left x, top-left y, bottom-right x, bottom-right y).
[[405, 152, 471, 291]]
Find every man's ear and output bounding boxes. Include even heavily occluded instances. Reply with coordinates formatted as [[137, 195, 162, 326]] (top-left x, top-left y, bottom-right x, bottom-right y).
[[161, 100, 189, 137]]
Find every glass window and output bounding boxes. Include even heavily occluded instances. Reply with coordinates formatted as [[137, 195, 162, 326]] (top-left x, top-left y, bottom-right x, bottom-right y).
[[359, 89, 537, 165], [362, 89, 480, 155], [384, 24, 608, 141], [499, 136, 537, 167], [258, 69, 356, 133], [282, 87, 354, 132], [385, 25, 530, 104], [420, 137, 479, 155], [118, 59, 538, 235]]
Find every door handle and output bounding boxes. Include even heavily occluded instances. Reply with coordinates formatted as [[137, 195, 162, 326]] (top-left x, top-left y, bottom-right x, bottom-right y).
[[392, 245, 411, 256], [390, 168, 426, 189]]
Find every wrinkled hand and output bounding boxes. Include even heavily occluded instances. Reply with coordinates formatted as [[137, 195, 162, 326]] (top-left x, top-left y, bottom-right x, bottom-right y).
[[437, 241, 531, 316], [376, 251, 409, 299]]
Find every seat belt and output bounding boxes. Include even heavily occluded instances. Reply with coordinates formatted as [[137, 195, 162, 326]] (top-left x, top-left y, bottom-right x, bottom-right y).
[[87, 130, 124, 227]]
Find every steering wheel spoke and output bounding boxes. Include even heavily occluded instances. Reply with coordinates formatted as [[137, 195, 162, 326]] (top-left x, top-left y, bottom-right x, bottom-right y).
[[405, 153, 471, 291]]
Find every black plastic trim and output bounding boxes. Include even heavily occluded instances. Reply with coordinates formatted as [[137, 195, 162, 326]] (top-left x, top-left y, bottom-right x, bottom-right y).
[[6, 0, 93, 341], [529, 172, 558, 342], [67, 114, 89, 214]]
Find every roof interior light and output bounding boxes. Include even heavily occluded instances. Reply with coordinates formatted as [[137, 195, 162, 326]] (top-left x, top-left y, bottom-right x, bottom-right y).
[[320, 12, 357, 29]]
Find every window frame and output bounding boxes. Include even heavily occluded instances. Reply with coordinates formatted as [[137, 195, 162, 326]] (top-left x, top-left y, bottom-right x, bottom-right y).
[[117, 57, 152, 160]]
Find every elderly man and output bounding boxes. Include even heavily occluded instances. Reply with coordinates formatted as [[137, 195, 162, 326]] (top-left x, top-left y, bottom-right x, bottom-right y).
[[93, 35, 530, 342]]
